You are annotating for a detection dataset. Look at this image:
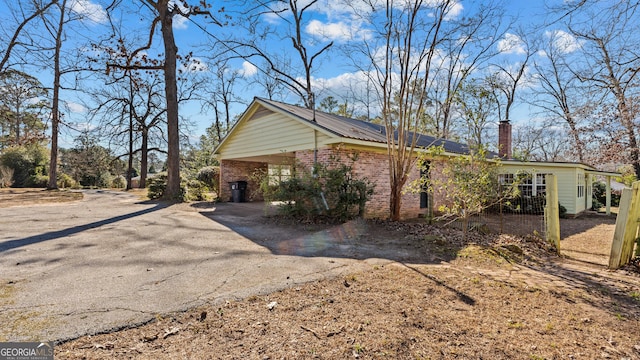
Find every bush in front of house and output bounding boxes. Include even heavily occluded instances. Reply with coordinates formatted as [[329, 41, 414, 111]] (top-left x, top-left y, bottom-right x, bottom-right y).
[[255, 157, 375, 223]]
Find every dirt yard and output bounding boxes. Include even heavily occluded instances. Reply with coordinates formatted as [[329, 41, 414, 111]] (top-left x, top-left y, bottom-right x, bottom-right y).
[[3, 192, 639, 359], [55, 217, 640, 359]]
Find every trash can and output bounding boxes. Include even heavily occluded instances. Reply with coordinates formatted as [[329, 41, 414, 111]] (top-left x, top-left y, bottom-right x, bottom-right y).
[[229, 181, 247, 203]]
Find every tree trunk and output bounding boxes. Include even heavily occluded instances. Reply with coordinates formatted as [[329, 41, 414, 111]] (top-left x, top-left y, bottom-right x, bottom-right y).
[[159, 2, 181, 199], [126, 97, 133, 190], [140, 128, 149, 188], [47, 0, 66, 191], [389, 182, 402, 221]]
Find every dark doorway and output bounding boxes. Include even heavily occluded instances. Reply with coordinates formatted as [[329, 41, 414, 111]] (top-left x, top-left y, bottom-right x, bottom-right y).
[[420, 162, 431, 212]]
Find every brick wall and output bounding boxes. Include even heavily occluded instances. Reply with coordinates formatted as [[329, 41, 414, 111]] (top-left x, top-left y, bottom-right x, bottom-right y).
[[498, 120, 512, 159], [295, 146, 430, 219], [219, 160, 267, 201]]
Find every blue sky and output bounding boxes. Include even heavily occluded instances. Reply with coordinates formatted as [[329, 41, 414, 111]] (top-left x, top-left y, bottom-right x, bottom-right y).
[[0, 0, 580, 150]]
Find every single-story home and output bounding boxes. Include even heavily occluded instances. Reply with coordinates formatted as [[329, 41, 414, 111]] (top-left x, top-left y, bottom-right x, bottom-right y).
[[214, 97, 617, 218]]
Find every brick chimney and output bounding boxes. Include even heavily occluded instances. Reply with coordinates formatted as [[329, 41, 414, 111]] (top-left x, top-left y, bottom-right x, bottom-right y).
[[498, 120, 512, 159]]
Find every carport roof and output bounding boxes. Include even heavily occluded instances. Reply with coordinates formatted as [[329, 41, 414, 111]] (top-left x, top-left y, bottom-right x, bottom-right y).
[[255, 97, 476, 155]]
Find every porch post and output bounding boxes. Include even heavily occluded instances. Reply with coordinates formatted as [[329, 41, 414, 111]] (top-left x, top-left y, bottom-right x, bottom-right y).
[[606, 176, 612, 215]]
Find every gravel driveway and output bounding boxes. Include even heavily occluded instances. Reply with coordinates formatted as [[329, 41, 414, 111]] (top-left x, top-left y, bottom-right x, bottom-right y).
[[0, 190, 375, 342]]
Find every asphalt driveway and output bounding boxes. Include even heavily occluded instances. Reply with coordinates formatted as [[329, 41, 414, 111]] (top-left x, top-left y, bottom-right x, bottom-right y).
[[0, 190, 378, 342]]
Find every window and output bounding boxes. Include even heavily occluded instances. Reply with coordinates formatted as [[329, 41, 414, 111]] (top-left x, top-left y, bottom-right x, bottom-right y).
[[535, 174, 548, 196], [577, 174, 585, 198], [499, 172, 548, 197], [268, 164, 292, 185], [499, 173, 515, 185]]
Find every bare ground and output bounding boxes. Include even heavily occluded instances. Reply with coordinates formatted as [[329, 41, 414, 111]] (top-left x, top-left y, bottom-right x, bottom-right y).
[[55, 217, 640, 360], [3, 192, 639, 359]]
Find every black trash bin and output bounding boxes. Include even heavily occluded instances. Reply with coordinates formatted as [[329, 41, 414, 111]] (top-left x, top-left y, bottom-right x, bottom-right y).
[[229, 181, 248, 202]]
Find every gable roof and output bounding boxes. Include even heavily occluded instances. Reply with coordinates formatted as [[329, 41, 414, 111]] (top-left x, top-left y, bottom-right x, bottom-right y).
[[252, 97, 475, 155]]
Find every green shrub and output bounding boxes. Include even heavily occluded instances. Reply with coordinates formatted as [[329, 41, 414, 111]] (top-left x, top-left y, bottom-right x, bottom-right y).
[[147, 174, 211, 201], [111, 175, 126, 188], [26, 174, 48, 188], [184, 179, 212, 201], [0, 144, 48, 187], [147, 174, 169, 200], [255, 156, 375, 223], [57, 173, 79, 189], [196, 166, 219, 188], [591, 198, 603, 211], [559, 203, 567, 218]]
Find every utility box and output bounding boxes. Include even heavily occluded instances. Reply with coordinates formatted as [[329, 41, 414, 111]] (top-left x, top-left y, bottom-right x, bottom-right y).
[[229, 181, 248, 203]]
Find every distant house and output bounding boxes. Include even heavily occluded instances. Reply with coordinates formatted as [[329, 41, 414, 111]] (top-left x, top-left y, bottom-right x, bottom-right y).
[[214, 97, 617, 218]]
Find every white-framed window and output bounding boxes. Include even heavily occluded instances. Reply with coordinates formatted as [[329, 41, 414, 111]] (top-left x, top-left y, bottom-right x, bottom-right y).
[[535, 173, 549, 196], [499, 172, 549, 197], [268, 164, 292, 185], [577, 174, 585, 198]]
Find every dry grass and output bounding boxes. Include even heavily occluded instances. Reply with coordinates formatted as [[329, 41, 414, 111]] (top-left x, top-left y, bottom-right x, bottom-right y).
[[0, 188, 83, 207], [56, 245, 640, 359]]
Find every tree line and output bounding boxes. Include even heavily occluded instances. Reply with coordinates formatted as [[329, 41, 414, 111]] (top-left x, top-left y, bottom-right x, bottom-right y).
[[0, 0, 638, 220]]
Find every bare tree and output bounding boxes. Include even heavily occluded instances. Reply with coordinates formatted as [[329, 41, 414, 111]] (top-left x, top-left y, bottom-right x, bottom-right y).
[[44, 0, 67, 190], [563, 1, 640, 176], [200, 59, 242, 142], [223, 0, 333, 109], [252, 64, 288, 101], [488, 30, 536, 124], [105, 0, 222, 199], [455, 78, 499, 149], [423, 1, 510, 139], [0, 0, 59, 72], [533, 31, 586, 162], [29, 0, 113, 189], [512, 121, 569, 162], [353, 0, 460, 220]]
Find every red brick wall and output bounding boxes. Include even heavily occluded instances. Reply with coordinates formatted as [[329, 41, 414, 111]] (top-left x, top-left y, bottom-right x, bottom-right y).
[[219, 160, 267, 201], [498, 120, 512, 159]]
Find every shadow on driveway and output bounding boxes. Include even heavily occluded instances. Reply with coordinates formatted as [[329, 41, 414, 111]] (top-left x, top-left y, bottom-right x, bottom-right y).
[[0, 202, 168, 253], [199, 201, 459, 265]]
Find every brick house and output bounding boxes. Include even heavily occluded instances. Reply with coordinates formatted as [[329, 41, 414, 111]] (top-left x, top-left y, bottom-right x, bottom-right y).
[[214, 98, 619, 218], [214, 97, 477, 219]]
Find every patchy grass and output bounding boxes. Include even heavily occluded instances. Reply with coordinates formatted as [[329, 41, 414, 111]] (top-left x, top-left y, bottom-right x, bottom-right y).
[[0, 188, 82, 208]]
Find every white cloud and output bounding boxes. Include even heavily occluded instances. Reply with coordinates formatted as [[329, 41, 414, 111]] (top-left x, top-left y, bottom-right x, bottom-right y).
[[545, 30, 582, 54], [65, 101, 86, 113], [173, 15, 189, 30], [305, 19, 371, 42], [68, 0, 108, 24], [497, 33, 527, 55], [310, 70, 382, 115], [240, 61, 258, 77]]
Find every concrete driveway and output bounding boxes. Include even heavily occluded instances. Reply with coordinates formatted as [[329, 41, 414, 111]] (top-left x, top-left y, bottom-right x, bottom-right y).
[[0, 190, 377, 342]]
